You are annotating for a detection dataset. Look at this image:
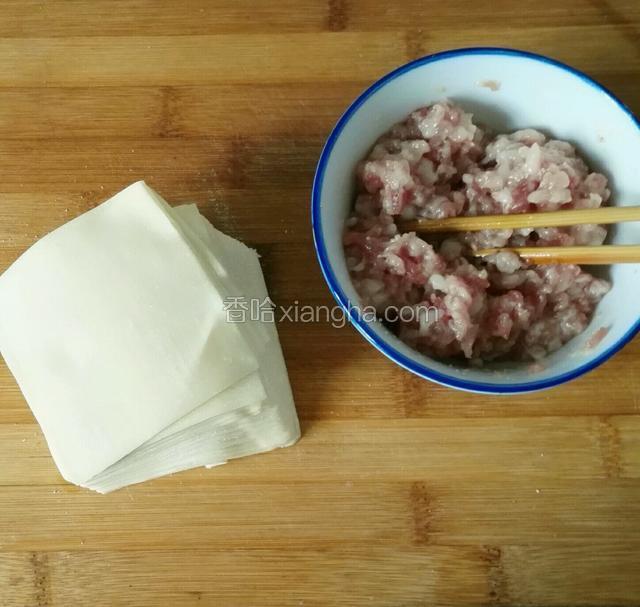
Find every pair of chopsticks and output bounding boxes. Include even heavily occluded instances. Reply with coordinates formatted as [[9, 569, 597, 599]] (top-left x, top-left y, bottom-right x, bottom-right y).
[[400, 206, 640, 265]]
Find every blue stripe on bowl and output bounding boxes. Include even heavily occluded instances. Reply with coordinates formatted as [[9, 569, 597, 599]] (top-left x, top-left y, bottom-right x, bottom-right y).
[[311, 47, 640, 394]]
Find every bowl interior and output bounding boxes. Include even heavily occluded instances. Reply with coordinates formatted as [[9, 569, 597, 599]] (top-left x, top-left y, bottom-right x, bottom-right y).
[[314, 49, 640, 392]]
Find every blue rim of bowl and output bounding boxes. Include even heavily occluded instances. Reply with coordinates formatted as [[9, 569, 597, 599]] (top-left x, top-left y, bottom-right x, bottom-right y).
[[311, 46, 640, 394]]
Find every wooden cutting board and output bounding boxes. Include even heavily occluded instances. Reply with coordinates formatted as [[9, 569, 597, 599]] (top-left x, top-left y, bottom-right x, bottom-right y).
[[1, 2, 639, 605]]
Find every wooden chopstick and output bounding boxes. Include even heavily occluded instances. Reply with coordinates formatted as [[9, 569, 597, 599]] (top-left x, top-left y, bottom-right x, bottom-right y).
[[401, 206, 640, 233], [474, 245, 640, 265]]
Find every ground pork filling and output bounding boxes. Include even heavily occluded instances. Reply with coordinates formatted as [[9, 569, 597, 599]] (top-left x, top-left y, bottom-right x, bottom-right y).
[[343, 101, 612, 364]]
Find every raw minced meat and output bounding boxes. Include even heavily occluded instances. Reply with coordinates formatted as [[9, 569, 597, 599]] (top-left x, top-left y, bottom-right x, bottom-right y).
[[343, 101, 611, 363]]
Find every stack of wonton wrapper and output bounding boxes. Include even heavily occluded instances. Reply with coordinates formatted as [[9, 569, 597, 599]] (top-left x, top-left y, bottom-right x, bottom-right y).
[[0, 182, 300, 493]]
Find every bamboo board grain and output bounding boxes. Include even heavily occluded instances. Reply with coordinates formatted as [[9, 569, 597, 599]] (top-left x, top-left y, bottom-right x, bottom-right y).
[[0, 2, 639, 606]]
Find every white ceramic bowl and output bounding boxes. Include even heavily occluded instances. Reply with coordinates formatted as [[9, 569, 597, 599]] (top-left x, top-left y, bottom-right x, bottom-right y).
[[312, 47, 640, 394]]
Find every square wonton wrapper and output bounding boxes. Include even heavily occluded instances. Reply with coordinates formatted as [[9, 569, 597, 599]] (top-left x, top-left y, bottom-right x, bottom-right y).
[[84, 204, 300, 492], [0, 182, 261, 485]]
